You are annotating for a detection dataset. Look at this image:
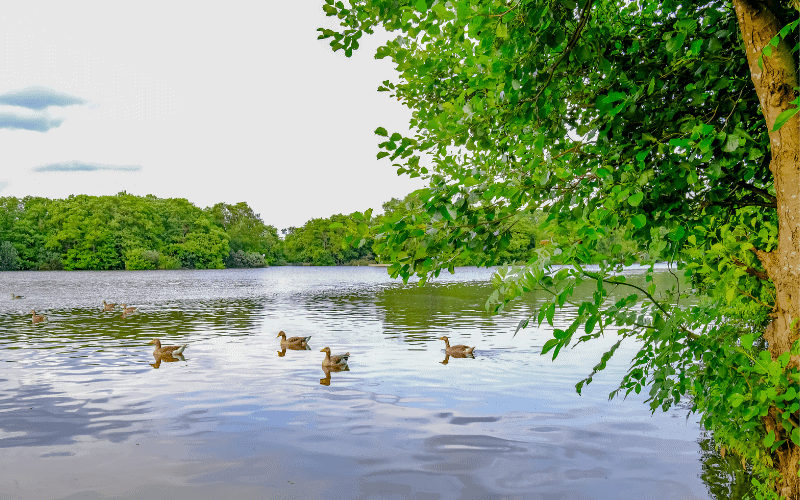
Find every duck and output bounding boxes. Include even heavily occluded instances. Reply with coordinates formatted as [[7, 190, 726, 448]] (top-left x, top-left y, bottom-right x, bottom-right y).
[[277, 331, 311, 348], [438, 336, 475, 355], [11, 293, 23, 299], [320, 347, 350, 367], [148, 338, 187, 357], [102, 300, 116, 311], [121, 304, 137, 314], [30, 310, 46, 324]]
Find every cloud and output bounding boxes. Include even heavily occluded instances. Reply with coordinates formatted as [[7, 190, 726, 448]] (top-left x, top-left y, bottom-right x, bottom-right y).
[[33, 161, 142, 173], [0, 86, 87, 110], [0, 112, 65, 132]]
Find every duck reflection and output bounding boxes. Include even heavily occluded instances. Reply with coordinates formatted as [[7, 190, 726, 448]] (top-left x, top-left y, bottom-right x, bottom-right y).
[[150, 353, 186, 369], [277, 344, 311, 357], [320, 364, 349, 386], [440, 352, 475, 365]]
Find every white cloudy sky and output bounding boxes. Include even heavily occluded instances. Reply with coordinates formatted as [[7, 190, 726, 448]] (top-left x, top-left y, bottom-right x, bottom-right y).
[[0, 1, 425, 230]]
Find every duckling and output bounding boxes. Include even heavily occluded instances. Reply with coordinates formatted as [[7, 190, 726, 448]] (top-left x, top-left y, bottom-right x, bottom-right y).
[[438, 336, 475, 355], [277, 331, 311, 348], [102, 300, 116, 311], [148, 338, 187, 357], [11, 293, 23, 299], [320, 347, 349, 367], [121, 304, 137, 314], [30, 310, 46, 324]]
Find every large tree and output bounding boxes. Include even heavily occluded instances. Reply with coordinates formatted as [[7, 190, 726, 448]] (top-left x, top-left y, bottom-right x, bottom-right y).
[[319, 0, 799, 496]]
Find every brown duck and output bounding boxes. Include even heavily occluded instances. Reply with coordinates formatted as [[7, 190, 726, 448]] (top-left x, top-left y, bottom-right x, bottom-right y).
[[277, 331, 311, 348], [320, 347, 350, 367], [30, 310, 46, 324], [102, 300, 116, 311], [438, 336, 475, 355], [121, 304, 137, 314], [11, 293, 24, 299], [149, 339, 187, 357]]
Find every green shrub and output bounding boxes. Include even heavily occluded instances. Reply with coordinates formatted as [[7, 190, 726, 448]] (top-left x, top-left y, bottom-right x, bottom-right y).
[[0, 241, 21, 270]]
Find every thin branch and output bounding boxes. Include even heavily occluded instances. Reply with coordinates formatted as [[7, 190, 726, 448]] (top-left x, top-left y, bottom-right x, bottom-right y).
[[736, 181, 777, 203], [580, 269, 700, 340], [731, 257, 770, 281], [736, 285, 774, 310], [530, 0, 595, 104]]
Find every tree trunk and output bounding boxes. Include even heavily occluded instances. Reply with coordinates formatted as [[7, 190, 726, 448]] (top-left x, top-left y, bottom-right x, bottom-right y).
[[733, 0, 800, 497]]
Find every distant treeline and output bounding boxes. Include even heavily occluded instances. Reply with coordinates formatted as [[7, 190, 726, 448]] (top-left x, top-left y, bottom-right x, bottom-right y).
[[0, 190, 648, 271], [0, 193, 280, 270]]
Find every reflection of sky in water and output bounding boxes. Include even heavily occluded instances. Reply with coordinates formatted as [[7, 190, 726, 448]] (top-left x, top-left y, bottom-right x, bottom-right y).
[[0, 267, 719, 499]]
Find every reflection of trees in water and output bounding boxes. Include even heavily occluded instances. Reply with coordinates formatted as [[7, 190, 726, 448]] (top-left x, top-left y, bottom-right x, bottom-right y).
[[375, 282, 498, 340], [0, 298, 271, 351], [372, 270, 685, 343], [698, 432, 754, 500]]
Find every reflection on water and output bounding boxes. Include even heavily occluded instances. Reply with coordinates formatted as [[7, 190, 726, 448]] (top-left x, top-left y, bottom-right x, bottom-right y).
[[320, 364, 350, 386], [150, 353, 186, 369], [440, 352, 475, 365], [0, 266, 744, 499]]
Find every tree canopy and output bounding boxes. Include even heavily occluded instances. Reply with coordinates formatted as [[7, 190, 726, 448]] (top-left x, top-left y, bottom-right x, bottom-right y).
[[319, 0, 799, 496], [0, 193, 280, 271]]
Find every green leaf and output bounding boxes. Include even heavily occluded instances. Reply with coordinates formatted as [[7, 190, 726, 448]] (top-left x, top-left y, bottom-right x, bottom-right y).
[[740, 333, 754, 348], [666, 32, 686, 53], [375, 127, 388, 137], [631, 214, 646, 229], [722, 134, 740, 152], [628, 192, 644, 207], [541, 338, 558, 354], [771, 106, 799, 132], [763, 430, 776, 448]]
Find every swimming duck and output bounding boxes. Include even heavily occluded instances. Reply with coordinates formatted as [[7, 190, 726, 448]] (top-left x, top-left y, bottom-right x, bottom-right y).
[[438, 336, 475, 355], [30, 310, 46, 324], [149, 338, 187, 357], [102, 300, 116, 311], [11, 293, 23, 299], [320, 347, 349, 367], [121, 304, 137, 314], [277, 331, 311, 348]]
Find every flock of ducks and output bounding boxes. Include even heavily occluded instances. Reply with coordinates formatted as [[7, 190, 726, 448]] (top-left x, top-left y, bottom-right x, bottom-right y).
[[12, 293, 477, 376], [276, 330, 475, 379]]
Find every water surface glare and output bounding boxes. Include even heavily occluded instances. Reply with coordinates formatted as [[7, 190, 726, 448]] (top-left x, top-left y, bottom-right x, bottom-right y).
[[1, 267, 721, 499]]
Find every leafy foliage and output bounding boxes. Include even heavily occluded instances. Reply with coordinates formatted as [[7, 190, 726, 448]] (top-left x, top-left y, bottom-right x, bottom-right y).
[[0, 193, 278, 271], [319, 0, 799, 495]]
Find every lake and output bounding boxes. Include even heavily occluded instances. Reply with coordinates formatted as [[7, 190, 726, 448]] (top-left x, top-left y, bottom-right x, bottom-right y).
[[0, 266, 747, 499]]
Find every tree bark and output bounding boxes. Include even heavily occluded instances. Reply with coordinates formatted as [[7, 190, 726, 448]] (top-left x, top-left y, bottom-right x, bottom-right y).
[[733, 0, 799, 497]]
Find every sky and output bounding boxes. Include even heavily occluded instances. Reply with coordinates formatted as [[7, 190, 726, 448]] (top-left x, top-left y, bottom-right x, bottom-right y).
[[0, 1, 426, 230]]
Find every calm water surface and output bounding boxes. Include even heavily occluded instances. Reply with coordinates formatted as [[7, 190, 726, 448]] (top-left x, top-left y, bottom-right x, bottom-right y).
[[0, 267, 746, 499]]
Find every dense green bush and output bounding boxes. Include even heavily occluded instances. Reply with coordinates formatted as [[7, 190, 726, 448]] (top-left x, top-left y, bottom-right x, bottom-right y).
[[0, 241, 20, 270], [125, 248, 160, 270]]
